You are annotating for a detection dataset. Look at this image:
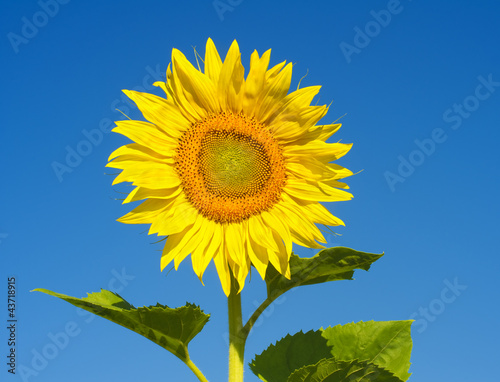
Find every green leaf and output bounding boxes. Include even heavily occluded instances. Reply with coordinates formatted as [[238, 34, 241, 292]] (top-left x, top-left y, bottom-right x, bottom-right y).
[[322, 321, 413, 381], [287, 358, 404, 382], [250, 330, 332, 382], [265, 247, 383, 299], [33, 288, 209, 362]]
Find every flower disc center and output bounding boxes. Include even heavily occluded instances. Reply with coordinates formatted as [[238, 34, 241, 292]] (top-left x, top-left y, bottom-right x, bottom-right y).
[[175, 112, 287, 223], [199, 131, 270, 198]]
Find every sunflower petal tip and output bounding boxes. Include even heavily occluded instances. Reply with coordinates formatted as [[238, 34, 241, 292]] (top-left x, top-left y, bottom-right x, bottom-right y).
[[221, 283, 231, 297], [228, 39, 241, 53], [160, 257, 171, 272], [284, 266, 291, 280]]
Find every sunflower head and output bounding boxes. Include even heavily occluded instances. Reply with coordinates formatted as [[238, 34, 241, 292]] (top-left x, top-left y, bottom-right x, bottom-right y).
[[107, 38, 353, 296]]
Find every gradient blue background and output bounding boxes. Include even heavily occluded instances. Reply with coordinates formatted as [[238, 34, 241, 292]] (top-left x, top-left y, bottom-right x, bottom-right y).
[[2, 1, 499, 381]]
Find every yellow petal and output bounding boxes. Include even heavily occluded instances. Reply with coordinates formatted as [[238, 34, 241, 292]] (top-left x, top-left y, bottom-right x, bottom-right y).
[[260, 210, 292, 257], [247, 235, 270, 280], [271, 105, 328, 142], [267, 85, 321, 125], [274, 203, 326, 248], [267, 230, 291, 278], [107, 143, 168, 163], [225, 223, 245, 267], [213, 249, 231, 296], [123, 90, 189, 138], [106, 155, 174, 171], [218, 40, 245, 112], [248, 215, 279, 252], [284, 141, 352, 162], [316, 123, 342, 142], [304, 202, 346, 226], [149, 199, 199, 236], [235, 257, 250, 293], [235, 222, 251, 292], [160, 222, 197, 270], [242, 49, 271, 116], [171, 48, 219, 115], [204, 38, 223, 84], [285, 179, 353, 202], [191, 219, 220, 281], [118, 198, 170, 224], [321, 179, 350, 190], [122, 186, 181, 204], [111, 162, 180, 189], [175, 215, 210, 271], [279, 123, 342, 146], [160, 216, 204, 271], [112, 120, 176, 156], [325, 163, 354, 180], [286, 160, 326, 182], [266, 61, 287, 80], [255, 63, 293, 123], [153, 81, 168, 96]]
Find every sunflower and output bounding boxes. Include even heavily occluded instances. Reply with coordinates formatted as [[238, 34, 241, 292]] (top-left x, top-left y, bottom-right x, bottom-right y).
[[107, 38, 353, 296]]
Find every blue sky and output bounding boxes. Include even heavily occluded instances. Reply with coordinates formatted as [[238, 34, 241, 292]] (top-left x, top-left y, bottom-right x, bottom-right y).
[[1, 1, 499, 381]]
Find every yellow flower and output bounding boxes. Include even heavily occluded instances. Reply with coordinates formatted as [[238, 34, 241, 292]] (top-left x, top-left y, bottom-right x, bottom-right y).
[[107, 38, 353, 296]]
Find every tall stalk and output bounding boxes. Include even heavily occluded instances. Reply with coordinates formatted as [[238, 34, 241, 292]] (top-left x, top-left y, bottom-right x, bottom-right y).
[[228, 278, 245, 382]]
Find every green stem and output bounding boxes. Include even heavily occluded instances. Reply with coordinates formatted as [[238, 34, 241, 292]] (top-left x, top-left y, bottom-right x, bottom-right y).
[[228, 278, 245, 382], [241, 296, 273, 339], [185, 358, 209, 382], [242, 288, 285, 340]]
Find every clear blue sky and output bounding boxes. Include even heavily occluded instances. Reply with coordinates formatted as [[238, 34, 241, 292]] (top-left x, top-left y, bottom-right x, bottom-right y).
[[2, 1, 499, 381]]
